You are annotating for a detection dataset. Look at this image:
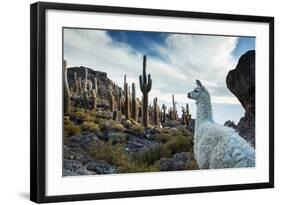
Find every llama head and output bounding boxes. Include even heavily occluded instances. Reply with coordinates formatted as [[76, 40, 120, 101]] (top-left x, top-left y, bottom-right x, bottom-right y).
[[187, 80, 207, 101]]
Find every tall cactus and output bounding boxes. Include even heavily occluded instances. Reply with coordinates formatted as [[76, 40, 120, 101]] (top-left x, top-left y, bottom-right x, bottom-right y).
[[82, 68, 89, 111], [74, 71, 79, 94], [139, 55, 152, 127], [123, 75, 127, 94], [109, 92, 116, 113], [91, 90, 97, 110], [120, 95, 125, 115], [124, 82, 130, 119], [63, 60, 70, 115], [84, 68, 88, 92], [132, 83, 137, 121], [161, 104, 167, 123], [93, 77, 98, 96], [153, 97, 159, 125], [78, 77, 82, 94], [88, 80, 93, 92], [172, 94, 177, 120]]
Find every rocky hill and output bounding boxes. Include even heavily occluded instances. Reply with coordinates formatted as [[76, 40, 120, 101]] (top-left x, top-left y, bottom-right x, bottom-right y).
[[67, 66, 122, 99], [226, 50, 255, 146]]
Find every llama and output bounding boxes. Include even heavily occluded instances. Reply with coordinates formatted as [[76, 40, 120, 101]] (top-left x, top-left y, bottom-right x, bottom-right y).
[[187, 80, 255, 169]]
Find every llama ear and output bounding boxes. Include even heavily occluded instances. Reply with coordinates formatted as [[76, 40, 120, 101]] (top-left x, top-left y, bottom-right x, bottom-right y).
[[196, 80, 203, 88]]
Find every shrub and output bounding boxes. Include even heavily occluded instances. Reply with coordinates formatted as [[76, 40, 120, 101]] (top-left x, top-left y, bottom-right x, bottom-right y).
[[88, 141, 125, 164], [133, 145, 170, 165], [70, 111, 93, 122], [81, 121, 100, 132], [88, 141, 160, 173], [111, 122, 125, 132], [95, 111, 112, 119], [108, 132, 127, 144], [97, 119, 124, 132], [156, 133, 171, 143], [165, 135, 193, 154], [130, 123, 145, 134], [64, 120, 81, 136]]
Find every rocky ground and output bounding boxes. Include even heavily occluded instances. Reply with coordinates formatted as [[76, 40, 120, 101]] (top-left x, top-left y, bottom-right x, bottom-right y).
[[63, 101, 198, 176]]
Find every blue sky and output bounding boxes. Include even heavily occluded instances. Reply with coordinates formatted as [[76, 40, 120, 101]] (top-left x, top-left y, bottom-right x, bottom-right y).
[[64, 28, 255, 124], [107, 30, 255, 63]]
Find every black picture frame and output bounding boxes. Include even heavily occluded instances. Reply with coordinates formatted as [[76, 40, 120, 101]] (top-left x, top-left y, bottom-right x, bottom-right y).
[[30, 1, 274, 203]]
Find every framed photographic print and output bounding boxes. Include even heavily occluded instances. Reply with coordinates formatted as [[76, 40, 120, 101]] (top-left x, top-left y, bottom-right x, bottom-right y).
[[30, 1, 274, 203]]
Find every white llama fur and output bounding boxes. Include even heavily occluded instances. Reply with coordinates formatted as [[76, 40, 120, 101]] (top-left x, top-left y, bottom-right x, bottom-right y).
[[187, 80, 255, 169]]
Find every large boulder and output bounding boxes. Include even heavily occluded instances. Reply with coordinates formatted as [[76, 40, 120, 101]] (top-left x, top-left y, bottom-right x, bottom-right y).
[[226, 50, 255, 146]]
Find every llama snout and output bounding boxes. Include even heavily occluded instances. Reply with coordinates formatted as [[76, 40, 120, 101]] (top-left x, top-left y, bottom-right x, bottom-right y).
[[187, 93, 191, 98]]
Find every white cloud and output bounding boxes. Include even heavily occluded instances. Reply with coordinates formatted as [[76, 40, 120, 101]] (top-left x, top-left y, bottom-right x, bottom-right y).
[[64, 28, 241, 108]]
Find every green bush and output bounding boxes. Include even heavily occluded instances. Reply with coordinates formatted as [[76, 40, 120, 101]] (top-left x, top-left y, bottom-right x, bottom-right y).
[[130, 123, 145, 134], [70, 111, 93, 122], [108, 132, 127, 144], [133, 145, 170, 165], [165, 134, 193, 154], [88, 141, 160, 173], [64, 119, 81, 137], [95, 111, 112, 119], [81, 121, 100, 132], [97, 119, 124, 131]]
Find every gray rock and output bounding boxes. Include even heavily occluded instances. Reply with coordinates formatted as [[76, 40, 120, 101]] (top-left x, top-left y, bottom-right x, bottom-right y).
[[224, 120, 238, 129], [159, 158, 174, 171], [125, 134, 158, 154], [80, 133, 99, 148], [226, 50, 255, 146], [107, 132, 127, 144], [64, 159, 83, 171], [160, 152, 193, 171], [86, 160, 117, 174], [63, 145, 89, 163]]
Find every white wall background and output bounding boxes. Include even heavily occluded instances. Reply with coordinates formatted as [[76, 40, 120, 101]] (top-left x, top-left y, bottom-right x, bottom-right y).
[[0, 0, 279, 204]]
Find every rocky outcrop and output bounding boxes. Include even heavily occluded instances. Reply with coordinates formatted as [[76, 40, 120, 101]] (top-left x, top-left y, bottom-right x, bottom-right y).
[[226, 50, 255, 146], [67, 66, 122, 98], [224, 120, 237, 129]]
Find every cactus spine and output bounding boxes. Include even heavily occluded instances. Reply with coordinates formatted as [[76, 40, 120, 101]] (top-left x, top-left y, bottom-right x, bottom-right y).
[[139, 55, 152, 127], [63, 60, 70, 115], [132, 83, 137, 121]]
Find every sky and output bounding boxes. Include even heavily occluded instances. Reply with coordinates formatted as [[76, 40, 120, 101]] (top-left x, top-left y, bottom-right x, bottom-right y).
[[63, 28, 255, 124]]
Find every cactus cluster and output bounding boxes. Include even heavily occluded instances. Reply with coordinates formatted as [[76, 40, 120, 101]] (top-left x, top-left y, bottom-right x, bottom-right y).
[[181, 103, 191, 127], [65, 55, 193, 131], [68, 67, 99, 111]]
